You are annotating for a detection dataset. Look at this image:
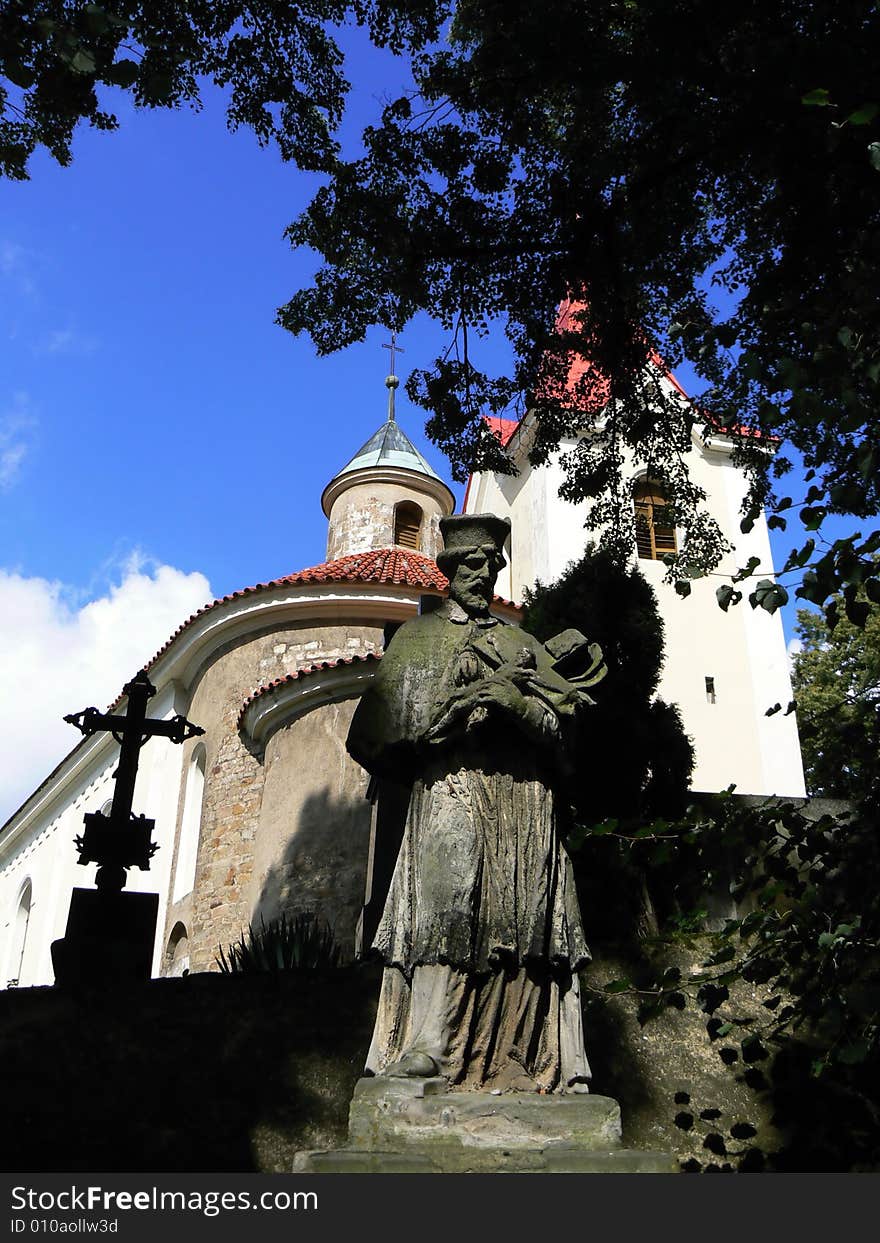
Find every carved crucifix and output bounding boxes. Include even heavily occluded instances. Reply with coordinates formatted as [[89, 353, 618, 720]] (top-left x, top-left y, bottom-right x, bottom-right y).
[[64, 670, 204, 893]]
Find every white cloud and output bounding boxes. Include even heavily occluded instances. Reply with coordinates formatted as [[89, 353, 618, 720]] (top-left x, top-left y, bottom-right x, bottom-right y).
[[0, 392, 36, 490], [787, 636, 803, 673], [0, 442, 27, 489], [0, 239, 37, 297], [0, 559, 213, 823]]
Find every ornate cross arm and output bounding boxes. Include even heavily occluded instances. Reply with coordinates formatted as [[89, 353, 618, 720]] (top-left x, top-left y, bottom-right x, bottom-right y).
[[63, 706, 109, 737], [144, 714, 205, 744], [62, 669, 205, 893], [64, 707, 204, 744]]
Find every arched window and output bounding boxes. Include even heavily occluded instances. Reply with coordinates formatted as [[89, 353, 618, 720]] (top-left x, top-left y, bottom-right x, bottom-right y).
[[173, 744, 206, 902], [165, 921, 190, 977], [634, 479, 677, 560], [393, 501, 422, 550], [8, 880, 32, 987]]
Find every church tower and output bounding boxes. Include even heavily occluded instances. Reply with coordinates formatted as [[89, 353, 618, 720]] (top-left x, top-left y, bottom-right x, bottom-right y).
[[321, 369, 455, 561]]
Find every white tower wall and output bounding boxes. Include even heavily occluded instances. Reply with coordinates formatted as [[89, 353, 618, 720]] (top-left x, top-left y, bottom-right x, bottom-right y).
[[465, 413, 805, 798]]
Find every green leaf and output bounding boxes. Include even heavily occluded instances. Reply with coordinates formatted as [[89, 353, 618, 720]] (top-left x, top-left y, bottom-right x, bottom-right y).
[[845, 597, 871, 628], [83, 4, 113, 35], [847, 102, 879, 126], [589, 818, 619, 836], [741, 1034, 769, 1063], [749, 579, 789, 613], [3, 60, 35, 88], [800, 506, 827, 531], [705, 943, 736, 965], [802, 88, 832, 106], [106, 60, 140, 89], [674, 579, 692, 598], [71, 49, 97, 75], [698, 982, 730, 1014], [837, 1040, 869, 1066], [603, 978, 631, 994], [715, 583, 742, 611], [143, 70, 177, 102]]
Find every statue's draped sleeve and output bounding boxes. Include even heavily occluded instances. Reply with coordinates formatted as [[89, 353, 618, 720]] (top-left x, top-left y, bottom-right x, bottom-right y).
[[347, 613, 451, 784]]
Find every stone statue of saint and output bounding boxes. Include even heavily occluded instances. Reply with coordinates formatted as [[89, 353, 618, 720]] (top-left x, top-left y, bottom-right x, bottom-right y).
[[347, 513, 605, 1093]]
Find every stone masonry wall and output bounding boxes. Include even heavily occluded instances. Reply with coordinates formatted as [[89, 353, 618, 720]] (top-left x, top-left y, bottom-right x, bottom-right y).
[[326, 478, 446, 561], [255, 699, 372, 957], [174, 619, 385, 973]]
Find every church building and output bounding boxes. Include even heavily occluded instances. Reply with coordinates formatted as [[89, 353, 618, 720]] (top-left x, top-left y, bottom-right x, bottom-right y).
[[0, 355, 804, 990]]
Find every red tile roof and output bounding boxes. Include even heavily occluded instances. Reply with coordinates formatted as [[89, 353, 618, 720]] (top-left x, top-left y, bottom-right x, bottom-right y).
[[110, 548, 521, 709], [556, 297, 777, 442], [282, 547, 448, 590], [484, 416, 520, 447], [108, 550, 445, 708], [238, 652, 382, 729]]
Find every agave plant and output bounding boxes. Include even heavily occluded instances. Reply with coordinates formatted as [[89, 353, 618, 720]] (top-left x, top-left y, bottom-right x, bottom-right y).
[[216, 911, 342, 974]]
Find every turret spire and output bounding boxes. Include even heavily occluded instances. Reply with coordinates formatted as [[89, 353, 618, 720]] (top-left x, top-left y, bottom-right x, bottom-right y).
[[382, 330, 404, 424]]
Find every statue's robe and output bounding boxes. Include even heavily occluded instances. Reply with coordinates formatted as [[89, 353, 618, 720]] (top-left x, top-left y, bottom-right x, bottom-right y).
[[347, 600, 592, 1093]]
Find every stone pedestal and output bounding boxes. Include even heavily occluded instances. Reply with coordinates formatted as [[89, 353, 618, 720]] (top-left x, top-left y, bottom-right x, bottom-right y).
[[294, 1077, 678, 1173]]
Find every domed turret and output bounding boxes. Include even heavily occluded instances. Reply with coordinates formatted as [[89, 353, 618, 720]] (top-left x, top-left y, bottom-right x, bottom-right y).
[[322, 370, 455, 561]]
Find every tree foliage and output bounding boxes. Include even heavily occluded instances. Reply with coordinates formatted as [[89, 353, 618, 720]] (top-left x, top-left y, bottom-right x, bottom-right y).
[[523, 545, 694, 824], [278, 0, 880, 612], [792, 592, 880, 802], [5, 4, 879, 615], [643, 791, 880, 1170], [523, 547, 694, 938], [0, 1, 440, 177]]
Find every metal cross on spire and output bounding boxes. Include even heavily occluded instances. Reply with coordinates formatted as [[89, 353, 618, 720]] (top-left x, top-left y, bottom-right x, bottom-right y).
[[382, 330, 404, 423]]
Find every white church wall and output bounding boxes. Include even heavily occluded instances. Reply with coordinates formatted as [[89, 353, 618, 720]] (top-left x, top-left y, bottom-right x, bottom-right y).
[[0, 679, 195, 987], [0, 757, 115, 988], [465, 412, 805, 798]]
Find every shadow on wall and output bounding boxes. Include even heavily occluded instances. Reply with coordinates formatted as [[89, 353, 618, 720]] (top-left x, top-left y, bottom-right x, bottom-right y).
[[0, 968, 382, 1173], [253, 785, 372, 961]]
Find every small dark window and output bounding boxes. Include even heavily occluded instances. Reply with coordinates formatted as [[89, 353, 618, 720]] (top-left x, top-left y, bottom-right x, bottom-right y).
[[394, 501, 422, 550], [634, 479, 677, 560], [705, 676, 716, 704], [383, 621, 402, 648]]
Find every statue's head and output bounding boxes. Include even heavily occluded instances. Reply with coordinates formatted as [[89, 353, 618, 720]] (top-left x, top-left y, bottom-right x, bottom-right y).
[[437, 514, 511, 617]]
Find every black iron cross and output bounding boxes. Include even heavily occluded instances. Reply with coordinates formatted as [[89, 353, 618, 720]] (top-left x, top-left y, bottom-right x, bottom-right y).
[[64, 670, 204, 892]]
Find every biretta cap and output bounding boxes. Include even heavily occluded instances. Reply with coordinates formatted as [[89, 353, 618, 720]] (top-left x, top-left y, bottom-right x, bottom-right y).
[[437, 514, 511, 572]]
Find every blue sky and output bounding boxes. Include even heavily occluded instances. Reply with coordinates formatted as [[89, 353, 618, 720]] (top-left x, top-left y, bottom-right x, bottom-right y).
[[0, 32, 833, 819]]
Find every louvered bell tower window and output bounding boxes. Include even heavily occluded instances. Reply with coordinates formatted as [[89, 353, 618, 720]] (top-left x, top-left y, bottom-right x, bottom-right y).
[[634, 479, 678, 560], [394, 501, 423, 550]]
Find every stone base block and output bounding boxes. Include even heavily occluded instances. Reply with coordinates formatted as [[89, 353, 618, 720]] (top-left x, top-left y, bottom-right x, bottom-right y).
[[348, 1076, 623, 1152], [294, 1076, 679, 1174], [294, 1146, 678, 1173]]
